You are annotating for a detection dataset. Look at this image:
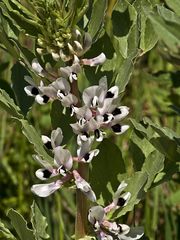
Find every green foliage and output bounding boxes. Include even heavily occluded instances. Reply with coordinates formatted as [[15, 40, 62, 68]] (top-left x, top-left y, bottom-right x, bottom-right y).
[[0, 0, 180, 239], [0, 202, 49, 240], [90, 139, 126, 205]]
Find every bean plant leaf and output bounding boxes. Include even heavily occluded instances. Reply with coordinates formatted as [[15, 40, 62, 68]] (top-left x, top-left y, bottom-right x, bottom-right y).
[[20, 119, 53, 164], [165, 0, 180, 16], [112, 171, 148, 219], [148, 7, 180, 53], [50, 100, 75, 145], [7, 209, 35, 240], [142, 150, 165, 191], [0, 88, 23, 118], [0, 79, 16, 101], [88, 0, 107, 40], [0, 25, 19, 59], [31, 201, 50, 240], [1, 0, 41, 36], [130, 130, 155, 171], [136, 0, 158, 53], [90, 139, 126, 205], [0, 220, 17, 240], [11, 62, 34, 116], [129, 117, 180, 187], [0, 89, 53, 164]]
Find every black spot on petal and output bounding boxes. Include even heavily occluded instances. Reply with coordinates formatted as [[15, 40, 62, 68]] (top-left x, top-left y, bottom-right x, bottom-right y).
[[119, 225, 123, 233], [43, 169, 52, 178], [94, 129, 100, 139], [60, 165, 67, 173], [82, 132, 89, 138], [31, 87, 39, 95], [103, 113, 109, 122], [42, 95, 49, 103], [111, 124, 121, 133], [112, 108, 122, 116], [106, 91, 114, 98], [44, 141, 52, 149], [117, 197, 126, 206], [83, 153, 90, 161]]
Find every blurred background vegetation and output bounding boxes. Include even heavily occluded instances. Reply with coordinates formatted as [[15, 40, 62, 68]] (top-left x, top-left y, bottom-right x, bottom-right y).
[[0, 0, 180, 240]]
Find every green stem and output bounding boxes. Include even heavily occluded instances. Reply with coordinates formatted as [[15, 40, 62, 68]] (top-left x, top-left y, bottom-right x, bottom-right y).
[[106, 0, 117, 19], [75, 163, 89, 239], [71, 79, 89, 239]]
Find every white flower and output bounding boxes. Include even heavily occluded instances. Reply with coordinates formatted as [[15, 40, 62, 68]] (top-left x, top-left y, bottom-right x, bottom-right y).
[[31, 180, 62, 197], [32, 58, 45, 77], [54, 147, 73, 171], [113, 181, 131, 208], [73, 170, 96, 202], [77, 137, 99, 163], [81, 53, 106, 66], [41, 127, 63, 150]]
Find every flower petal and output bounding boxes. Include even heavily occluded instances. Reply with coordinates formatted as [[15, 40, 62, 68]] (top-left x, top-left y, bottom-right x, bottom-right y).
[[31, 180, 62, 197], [73, 170, 96, 202], [35, 168, 58, 180], [35, 94, 50, 105], [88, 206, 105, 225], [54, 147, 73, 170], [51, 128, 63, 148], [82, 53, 106, 66], [24, 86, 39, 97], [111, 124, 129, 135], [41, 135, 52, 149], [32, 58, 44, 76]]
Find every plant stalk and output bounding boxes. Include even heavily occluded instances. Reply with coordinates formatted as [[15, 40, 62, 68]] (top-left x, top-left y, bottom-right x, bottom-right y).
[[71, 79, 89, 239], [75, 163, 89, 239]]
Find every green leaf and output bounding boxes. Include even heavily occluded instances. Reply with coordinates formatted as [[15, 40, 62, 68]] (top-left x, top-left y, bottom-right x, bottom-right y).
[[0, 79, 16, 101], [143, 117, 179, 140], [0, 25, 19, 59], [130, 130, 155, 171], [113, 171, 147, 218], [142, 150, 165, 191], [111, 0, 138, 58], [157, 5, 180, 25], [88, 0, 107, 40], [11, 62, 34, 116], [20, 119, 53, 164], [7, 209, 35, 240], [90, 139, 126, 205], [31, 201, 50, 240], [0, 89, 53, 163], [0, 88, 23, 118], [114, 53, 137, 93], [0, 220, 17, 240], [148, 7, 180, 53], [50, 100, 75, 145], [1, 0, 41, 36], [140, 16, 158, 53], [165, 0, 180, 16]]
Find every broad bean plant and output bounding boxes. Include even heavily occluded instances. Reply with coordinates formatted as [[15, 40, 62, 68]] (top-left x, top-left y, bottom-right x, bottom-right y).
[[0, 1, 179, 240]]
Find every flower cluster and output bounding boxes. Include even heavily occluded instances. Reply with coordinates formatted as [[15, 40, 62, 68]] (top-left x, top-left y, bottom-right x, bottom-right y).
[[71, 77, 130, 144], [23, 28, 143, 238], [31, 127, 96, 201], [88, 182, 143, 240]]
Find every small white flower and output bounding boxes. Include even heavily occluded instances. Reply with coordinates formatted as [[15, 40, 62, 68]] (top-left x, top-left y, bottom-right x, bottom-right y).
[[77, 138, 99, 163], [54, 146, 73, 171], [31, 180, 62, 197], [41, 128, 63, 150], [32, 58, 45, 77], [73, 170, 96, 202], [81, 53, 106, 66]]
